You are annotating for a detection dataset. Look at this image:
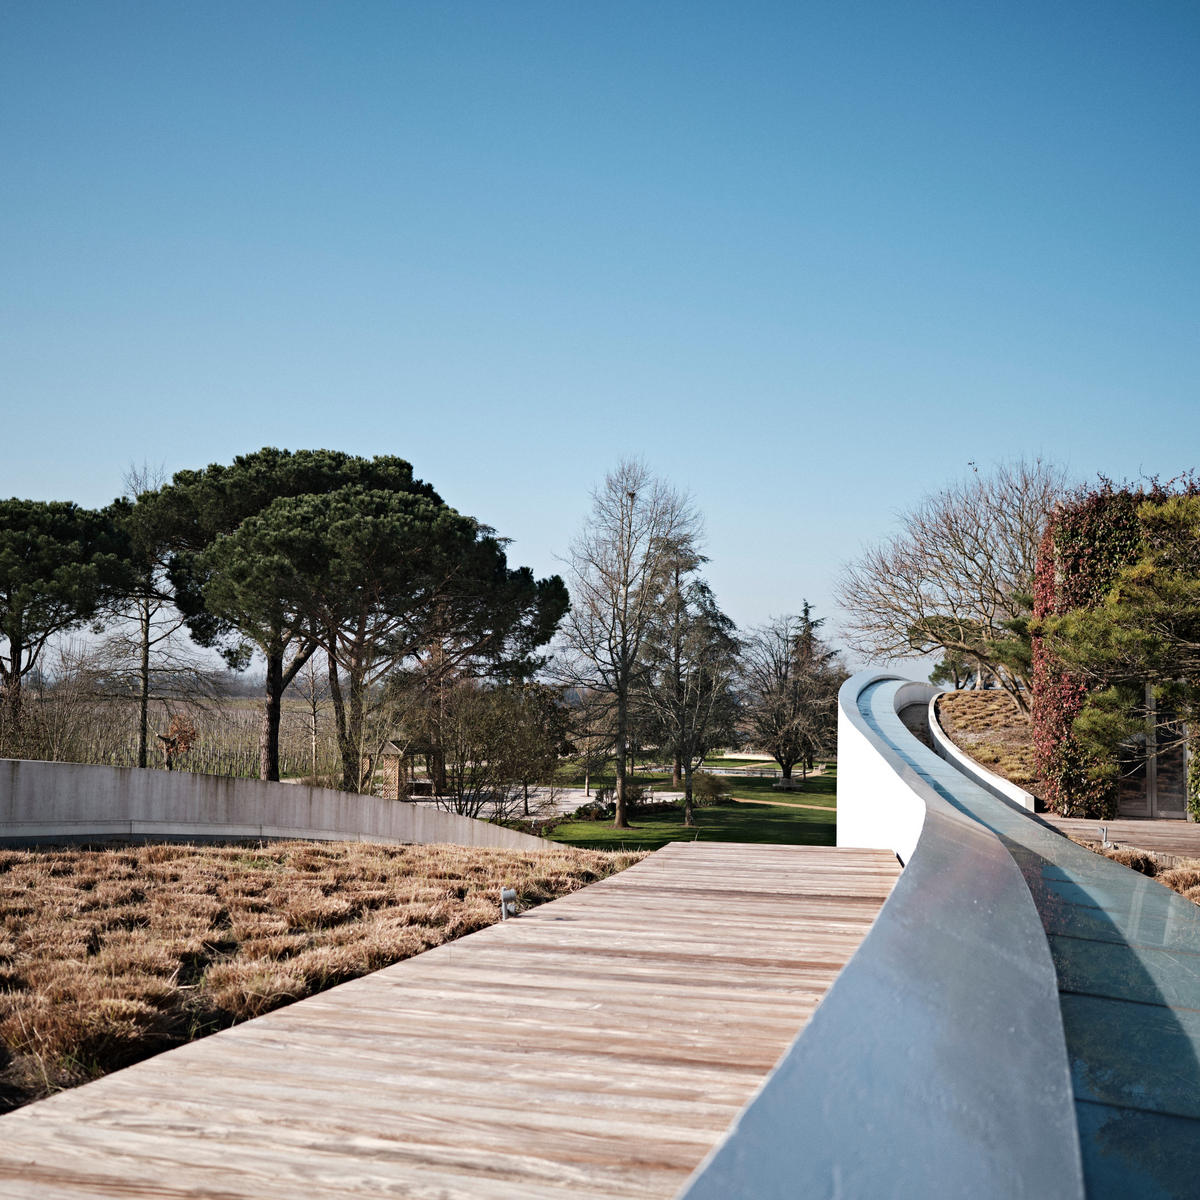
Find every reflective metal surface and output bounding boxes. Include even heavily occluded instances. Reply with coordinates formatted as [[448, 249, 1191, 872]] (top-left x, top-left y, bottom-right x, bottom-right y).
[[680, 675, 1084, 1199]]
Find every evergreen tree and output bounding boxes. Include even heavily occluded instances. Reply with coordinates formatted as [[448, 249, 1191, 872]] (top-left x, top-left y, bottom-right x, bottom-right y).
[[148, 448, 439, 780], [1041, 493, 1200, 795], [641, 571, 740, 826], [0, 499, 130, 742], [741, 604, 845, 782], [195, 482, 567, 791]]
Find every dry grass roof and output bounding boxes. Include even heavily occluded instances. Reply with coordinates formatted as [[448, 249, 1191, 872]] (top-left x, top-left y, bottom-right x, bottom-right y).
[[936, 689, 1040, 797], [0, 839, 642, 1113]]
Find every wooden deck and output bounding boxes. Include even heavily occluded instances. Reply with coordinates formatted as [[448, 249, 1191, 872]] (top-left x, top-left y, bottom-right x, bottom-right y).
[[0, 841, 899, 1199], [1042, 813, 1200, 860]]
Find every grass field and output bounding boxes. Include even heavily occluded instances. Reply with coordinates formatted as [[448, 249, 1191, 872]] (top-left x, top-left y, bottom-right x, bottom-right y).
[[700, 755, 793, 771], [0, 840, 641, 1113], [547, 769, 837, 851]]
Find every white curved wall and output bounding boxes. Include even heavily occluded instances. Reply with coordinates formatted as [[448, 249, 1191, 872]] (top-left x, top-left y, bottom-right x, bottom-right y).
[[680, 671, 1084, 1200], [835, 672, 929, 862], [927, 695, 1037, 811], [0, 758, 546, 851]]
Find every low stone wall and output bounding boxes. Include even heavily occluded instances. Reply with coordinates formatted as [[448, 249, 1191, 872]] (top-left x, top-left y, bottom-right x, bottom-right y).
[[0, 758, 546, 851]]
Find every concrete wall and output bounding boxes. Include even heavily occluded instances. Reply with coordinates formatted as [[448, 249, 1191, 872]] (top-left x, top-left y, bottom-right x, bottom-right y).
[[927, 694, 1037, 812], [0, 758, 547, 851], [835, 671, 929, 862]]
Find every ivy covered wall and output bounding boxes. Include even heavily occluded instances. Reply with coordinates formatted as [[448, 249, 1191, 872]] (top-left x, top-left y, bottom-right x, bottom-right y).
[[1033, 495, 1131, 816], [1032, 481, 1198, 818]]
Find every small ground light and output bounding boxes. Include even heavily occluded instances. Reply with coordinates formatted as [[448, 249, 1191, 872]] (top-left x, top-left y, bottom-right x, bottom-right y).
[[500, 887, 518, 920]]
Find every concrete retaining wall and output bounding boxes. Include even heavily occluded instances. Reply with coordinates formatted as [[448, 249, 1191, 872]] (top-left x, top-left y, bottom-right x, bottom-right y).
[[0, 758, 547, 851], [834, 672, 929, 862], [927, 694, 1038, 811]]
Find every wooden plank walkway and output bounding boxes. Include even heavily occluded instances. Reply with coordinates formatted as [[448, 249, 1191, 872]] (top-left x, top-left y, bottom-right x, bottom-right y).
[[1042, 814, 1200, 860], [0, 841, 899, 1200]]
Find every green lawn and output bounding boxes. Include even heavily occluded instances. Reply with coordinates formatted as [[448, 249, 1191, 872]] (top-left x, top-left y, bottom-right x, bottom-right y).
[[700, 755, 779, 770], [722, 771, 836, 806], [545, 768, 837, 851]]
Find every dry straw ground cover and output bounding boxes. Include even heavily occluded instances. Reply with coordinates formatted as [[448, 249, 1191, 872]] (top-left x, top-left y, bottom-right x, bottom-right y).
[[1076, 844, 1200, 907], [0, 840, 642, 1113], [936, 690, 1041, 797]]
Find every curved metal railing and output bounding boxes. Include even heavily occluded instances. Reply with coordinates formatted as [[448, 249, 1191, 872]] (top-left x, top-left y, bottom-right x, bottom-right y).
[[681, 671, 1094, 1197]]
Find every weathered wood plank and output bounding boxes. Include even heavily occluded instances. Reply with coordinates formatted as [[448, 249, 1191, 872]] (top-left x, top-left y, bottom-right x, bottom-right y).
[[1041, 813, 1200, 859], [0, 841, 899, 1199]]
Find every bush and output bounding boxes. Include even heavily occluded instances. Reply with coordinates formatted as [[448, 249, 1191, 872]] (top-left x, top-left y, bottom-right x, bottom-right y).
[[690, 771, 729, 807], [571, 797, 612, 821], [623, 781, 647, 810]]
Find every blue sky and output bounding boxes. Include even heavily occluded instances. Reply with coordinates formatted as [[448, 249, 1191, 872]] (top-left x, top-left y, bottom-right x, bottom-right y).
[[3, 1, 1198, 654]]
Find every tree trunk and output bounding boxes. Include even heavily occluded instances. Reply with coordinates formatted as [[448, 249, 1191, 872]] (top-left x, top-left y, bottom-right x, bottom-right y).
[[780, 760, 793, 780], [613, 701, 630, 828], [682, 763, 695, 827], [1, 633, 25, 743], [1, 673, 21, 744], [326, 653, 354, 790], [346, 656, 366, 791], [137, 599, 151, 769], [309, 705, 318, 778], [673, 754, 682, 789], [331, 690, 361, 791], [259, 649, 284, 782], [425, 669, 449, 794], [429, 745, 448, 795]]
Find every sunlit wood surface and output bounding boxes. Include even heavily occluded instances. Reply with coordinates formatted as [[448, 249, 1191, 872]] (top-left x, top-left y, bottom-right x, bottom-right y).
[[1042, 814, 1200, 859], [0, 841, 899, 1199]]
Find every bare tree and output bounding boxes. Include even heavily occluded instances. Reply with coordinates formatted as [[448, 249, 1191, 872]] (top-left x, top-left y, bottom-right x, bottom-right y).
[[566, 687, 613, 797], [289, 651, 333, 781], [433, 680, 561, 821], [560, 459, 701, 827], [102, 462, 213, 768], [836, 458, 1068, 709], [18, 641, 105, 764]]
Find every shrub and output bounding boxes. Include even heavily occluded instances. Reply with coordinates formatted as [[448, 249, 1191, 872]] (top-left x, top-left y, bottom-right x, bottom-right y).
[[571, 798, 611, 821], [690, 771, 729, 807], [623, 781, 647, 810]]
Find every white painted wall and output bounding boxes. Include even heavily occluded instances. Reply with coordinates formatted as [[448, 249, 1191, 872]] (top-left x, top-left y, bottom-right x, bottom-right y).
[[927, 695, 1037, 812], [835, 672, 927, 862], [0, 758, 547, 850]]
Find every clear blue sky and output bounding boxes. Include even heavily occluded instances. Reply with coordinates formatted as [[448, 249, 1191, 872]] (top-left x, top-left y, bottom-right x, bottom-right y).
[[3, 1, 1198, 652]]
